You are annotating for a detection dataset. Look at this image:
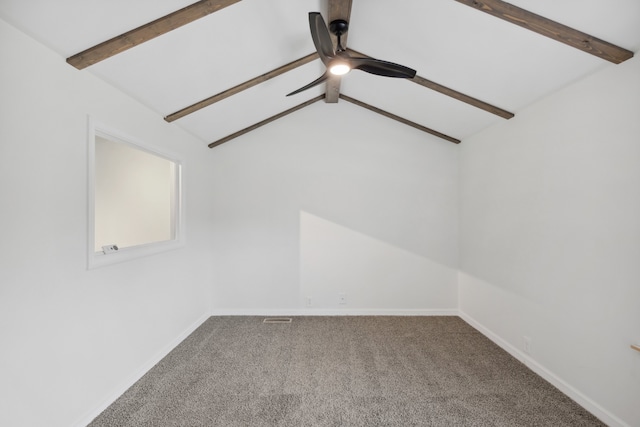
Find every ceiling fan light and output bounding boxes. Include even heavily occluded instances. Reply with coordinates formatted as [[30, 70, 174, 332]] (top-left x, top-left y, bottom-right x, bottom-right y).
[[329, 63, 350, 76]]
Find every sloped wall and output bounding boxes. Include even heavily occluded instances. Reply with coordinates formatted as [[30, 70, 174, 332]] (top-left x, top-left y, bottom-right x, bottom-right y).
[[459, 56, 640, 426], [0, 18, 215, 427]]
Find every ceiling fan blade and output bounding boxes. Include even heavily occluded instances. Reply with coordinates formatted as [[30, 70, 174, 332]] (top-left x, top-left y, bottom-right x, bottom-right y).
[[348, 57, 416, 79], [286, 72, 329, 97], [309, 12, 335, 65]]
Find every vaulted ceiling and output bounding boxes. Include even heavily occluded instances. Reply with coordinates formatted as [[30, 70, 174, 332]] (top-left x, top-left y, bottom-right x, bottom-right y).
[[1, 0, 639, 148]]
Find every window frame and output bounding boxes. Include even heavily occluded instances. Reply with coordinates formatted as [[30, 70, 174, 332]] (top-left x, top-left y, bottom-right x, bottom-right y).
[[87, 117, 185, 269]]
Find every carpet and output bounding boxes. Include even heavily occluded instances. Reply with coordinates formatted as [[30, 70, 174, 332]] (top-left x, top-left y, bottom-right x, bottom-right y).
[[88, 316, 604, 426]]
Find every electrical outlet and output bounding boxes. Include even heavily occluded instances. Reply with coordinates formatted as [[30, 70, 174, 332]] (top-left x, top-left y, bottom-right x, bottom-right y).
[[306, 297, 312, 307], [339, 293, 347, 305], [102, 244, 119, 254], [523, 336, 532, 355]]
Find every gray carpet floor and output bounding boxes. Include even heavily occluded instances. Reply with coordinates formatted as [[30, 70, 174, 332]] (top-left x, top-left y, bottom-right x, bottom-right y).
[[89, 316, 604, 426]]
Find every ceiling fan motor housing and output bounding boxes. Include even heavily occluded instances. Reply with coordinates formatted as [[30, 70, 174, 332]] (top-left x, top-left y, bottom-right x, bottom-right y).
[[329, 19, 349, 36]]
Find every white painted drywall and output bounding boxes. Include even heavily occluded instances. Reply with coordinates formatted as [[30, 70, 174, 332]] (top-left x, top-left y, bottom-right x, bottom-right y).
[[0, 18, 215, 427], [300, 211, 457, 313], [459, 56, 640, 426], [208, 101, 459, 313]]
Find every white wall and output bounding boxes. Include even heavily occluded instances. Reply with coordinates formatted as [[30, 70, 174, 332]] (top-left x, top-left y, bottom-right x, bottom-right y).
[[208, 101, 459, 314], [0, 18, 215, 427], [300, 211, 457, 312], [459, 56, 640, 426]]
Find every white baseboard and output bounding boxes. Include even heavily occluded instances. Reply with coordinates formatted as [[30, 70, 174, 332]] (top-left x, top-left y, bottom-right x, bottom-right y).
[[210, 308, 459, 316], [458, 310, 629, 427], [72, 312, 210, 427]]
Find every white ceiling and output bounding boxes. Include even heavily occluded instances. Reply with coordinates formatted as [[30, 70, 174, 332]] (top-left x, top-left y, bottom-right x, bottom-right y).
[[1, 0, 639, 146]]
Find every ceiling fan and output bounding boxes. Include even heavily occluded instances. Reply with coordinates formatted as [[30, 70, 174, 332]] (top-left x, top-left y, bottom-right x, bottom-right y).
[[287, 12, 417, 96]]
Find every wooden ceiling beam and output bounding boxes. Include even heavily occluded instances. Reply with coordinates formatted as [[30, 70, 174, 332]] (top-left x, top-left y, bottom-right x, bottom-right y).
[[208, 95, 324, 148], [347, 49, 514, 119], [339, 95, 461, 144], [411, 75, 514, 119], [166, 52, 319, 122], [67, 0, 241, 69], [454, 0, 633, 64], [325, 0, 353, 103]]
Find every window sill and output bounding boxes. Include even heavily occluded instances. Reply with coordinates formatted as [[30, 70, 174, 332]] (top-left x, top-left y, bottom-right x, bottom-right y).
[[87, 239, 184, 269]]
